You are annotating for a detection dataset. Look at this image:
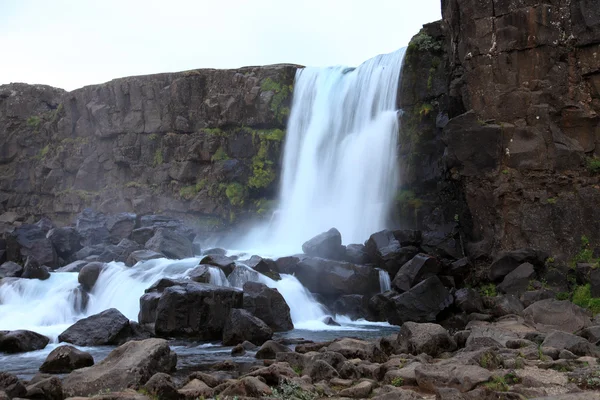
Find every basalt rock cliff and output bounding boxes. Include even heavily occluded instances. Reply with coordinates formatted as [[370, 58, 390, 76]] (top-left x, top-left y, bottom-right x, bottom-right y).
[[398, 0, 600, 264], [0, 65, 297, 233]]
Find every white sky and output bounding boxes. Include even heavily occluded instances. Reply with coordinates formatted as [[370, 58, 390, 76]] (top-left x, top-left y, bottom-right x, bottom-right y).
[[0, 0, 441, 91]]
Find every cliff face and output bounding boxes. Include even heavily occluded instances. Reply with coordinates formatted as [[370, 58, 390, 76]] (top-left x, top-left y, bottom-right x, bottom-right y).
[[0, 65, 297, 231], [399, 0, 600, 262]]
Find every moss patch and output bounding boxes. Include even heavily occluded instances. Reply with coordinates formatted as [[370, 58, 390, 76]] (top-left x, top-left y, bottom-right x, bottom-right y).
[[225, 182, 247, 206], [211, 146, 229, 162], [260, 77, 292, 123]]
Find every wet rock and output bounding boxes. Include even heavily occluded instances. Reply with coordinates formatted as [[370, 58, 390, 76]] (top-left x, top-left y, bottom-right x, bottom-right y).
[[231, 344, 246, 356], [301, 227, 345, 260], [346, 244, 371, 264], [222, 308, 272, 346], [498, 262, 535, 295], [454, 288, 485, 314], [126, 249, 165, 266], [0, 330, 49, 353], [489, 249, 548, 282], [327, 338, 387, 363], [242, 281, 293, 332], [392, 253, 441, 293], [255, 340, 291, 359], [523, 299, 592, 333], [47, 227, 82, 261], [203, 248, 227, 256], [199, 255, 235, 276], [0, 372, 26, 399], [244, 255, 281, 280], [397, 322, 457, 357], [25, 376, 63, 400], [20, 259, 50, 280], [77, 262, 105, 291], [62, 338, 177, 397], [6, 224, 58, 268], [140, 282, 243, 340], [386, 276, 453, 325], [40, 345, 94, 373], [332, 294, 370, 320], [293, 257, 380, 297], [142, 372, 179, 400], [188, 265, 211, 283], [227, 264, 260, 287], [58, 308, 130, 346], [145, 228, 193, 259], [0, 261, 22, 278], [322, 316, 340, 326], [542, 331, 600, 357], [366, 230, 418, 276]]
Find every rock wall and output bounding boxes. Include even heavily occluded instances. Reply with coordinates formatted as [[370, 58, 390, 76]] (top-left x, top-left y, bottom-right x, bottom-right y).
[[398, 0, 600, 263], [0, 65, 297, 232]]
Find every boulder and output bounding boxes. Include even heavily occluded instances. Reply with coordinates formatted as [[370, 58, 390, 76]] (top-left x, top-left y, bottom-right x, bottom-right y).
[[47, 227, 82, 260], [489, 249, 548, 282], [392, 253, 440, 293], [308, 359, 339, 381], [21, 258, 50, 280], [113, 238, 142, 263], [0, 372, 26, 398], [24, 376, 63, 400], [386, 276, 453, 325], [244, 255, 281, 280], [591, 269, 600, 298], [139, 282, 243, 340], [188, 265, 211, 283], [106, 213, 137, 243], [6, 224, 58, 268], [62, 338, 177, 397], [492, 294, 524, 317], [339, 381, 373, 398], [580, 326, 600, 345], [145, 228, 193, 259], [497, 262, 535, 295], [203, 248, 227, 256], [142, 372, 179, 400], [228, 264, 260, 287], [178, 379, 214, 399], [56, 260, 87, 273], [301, 228, 345, 260], [293, 257, 380, 297], [220, 376, 272, 397], [0, 261, 22, 278], [345, 244, 371, 264], [242, 281, 293, 332], [78, 262, 105, 291], [39, 345, 94, 373], [332, 294, 370, 320], [0, 330, 49, 353], [243, 362, 298, 385], [58, 308, 130, 346], [199, 254, 235, 276], [365, 230, 418, 276], [454, 288, 485, 314], [415, 363, 492, 392], [222, 308, 273, 346], [138, 215, 195, 241], [255, 340, 291, 359], [326, 338, 387, 363], [523, 299, 592, 333], [126, 249, 165, 266], [397, 322, 457, 357], [542, 331, 600, 357], [75, 208, 110, 246]]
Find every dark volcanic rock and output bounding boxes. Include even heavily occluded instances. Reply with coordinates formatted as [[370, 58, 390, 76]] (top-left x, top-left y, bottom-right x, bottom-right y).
[[126, 249, 164, 266], [40, 345, 94, 373], [47, 227, 82, 260], [244, 255, 281, 280], [301, 228, 345, 260], [392, 253, 441, 293], [489, 249, 548, 282], [0, 372, 26, 398], [365, 229, 417, 276], [386, 276, 453, 325], [345, 244, 371, 264], [293, 257, 380, 297], [78, 262, 105, 291], [140, 282, 243, 340], [58, 308, 130, 346], [222, 308, 273, 346], [145, 228, 193, 260], [242, 281, 293, 332], [396, 322, 456, 357], [199, 255, 236, 276], [21, 259, 50, 280], [0, 261, 22, 278], [332, 294, 370, 321], [106, 212, 136, 243], [75, 209, 110, 246], [523, 298, 592, 333], [255, 340, 291, 359], [25, 376, 63, 400], [62, 338, 177, 397], [188, 265, 212, 283], [6, 224, 58, 269], [0, 330, 49, 353], [497, 262, 535, 295]]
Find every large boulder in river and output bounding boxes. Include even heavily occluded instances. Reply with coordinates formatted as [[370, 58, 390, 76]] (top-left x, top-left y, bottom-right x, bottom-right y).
[[58, 308, 131, 346], [332, 294, 370, 320], [6, 224, 58, 269], [140, 282, 243, 340], [200, 254, 236, 276], [386, 276, 453, 325], [62, 338, 177, 397], [145, 228, 193, 260], [126, 249, 164, 266], [293, 257, 379, 298], [0, 330, 49, 353], [222, 308, 273, 346], [523, 298, 592, 333], [0, 261, 22, 278], [47, 227, 82, 261], [392, 253, 440, 293], [40, 345, 94, 373], [20, 258, 50, 280], [242, 281, 293, 332], [78, 262, 105, 291], [301, 228, 345, 260]]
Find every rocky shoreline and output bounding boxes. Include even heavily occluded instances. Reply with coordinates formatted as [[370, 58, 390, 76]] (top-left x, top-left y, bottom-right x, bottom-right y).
[[0, 209, 599, 399]]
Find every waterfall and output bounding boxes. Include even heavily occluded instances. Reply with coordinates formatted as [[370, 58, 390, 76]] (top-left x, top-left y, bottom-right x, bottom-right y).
[[377, 268, 392, 292], [245, 48, 405, 254]]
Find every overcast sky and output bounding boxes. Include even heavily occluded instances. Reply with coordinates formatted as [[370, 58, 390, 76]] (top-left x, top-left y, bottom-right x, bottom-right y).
[[0, 1, 441, 91]]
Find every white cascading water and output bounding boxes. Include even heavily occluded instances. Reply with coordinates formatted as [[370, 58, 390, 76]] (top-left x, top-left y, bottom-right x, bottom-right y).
[[377, 268, 392, 292], [245, 48, 406, 254]]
